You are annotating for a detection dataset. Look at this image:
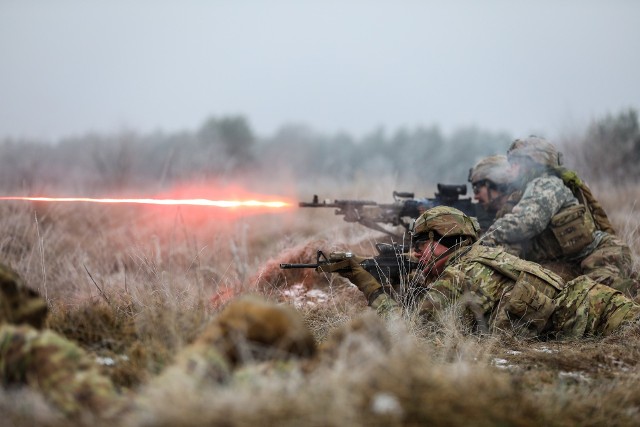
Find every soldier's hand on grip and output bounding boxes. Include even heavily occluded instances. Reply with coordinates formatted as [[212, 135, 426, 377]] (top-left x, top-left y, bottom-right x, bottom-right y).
[[332, 253, 383, 305]]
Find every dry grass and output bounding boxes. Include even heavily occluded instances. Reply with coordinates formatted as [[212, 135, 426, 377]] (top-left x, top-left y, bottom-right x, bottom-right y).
[[1, 179, 640, 426], [595, 183, 640, 260]]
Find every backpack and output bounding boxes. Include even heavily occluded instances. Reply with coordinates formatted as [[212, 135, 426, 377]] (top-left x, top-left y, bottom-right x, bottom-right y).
[[558, 169, 616, 235]]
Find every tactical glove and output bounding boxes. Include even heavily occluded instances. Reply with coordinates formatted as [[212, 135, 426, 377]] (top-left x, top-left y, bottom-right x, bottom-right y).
[[335, 255, 384, 306]]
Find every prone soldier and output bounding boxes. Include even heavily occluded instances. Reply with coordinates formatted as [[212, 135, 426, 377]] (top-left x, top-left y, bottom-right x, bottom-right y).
[[0, 262, 315, 419], [332, 206, 640, 339], [0, 263, 124, 418]]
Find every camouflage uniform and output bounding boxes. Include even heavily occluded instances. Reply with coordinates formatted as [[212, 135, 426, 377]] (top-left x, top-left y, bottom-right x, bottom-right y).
[[147, 295, 316, 392], [552, 275, 640, 338], [0, 262, 124, 418], [485, 137, 636, 295], [1, 262, 316, 417], [0, 324, 123, 417], [414, 243, 564, 335], [339, 207, 640, 338], [1, 256, 318, 411]]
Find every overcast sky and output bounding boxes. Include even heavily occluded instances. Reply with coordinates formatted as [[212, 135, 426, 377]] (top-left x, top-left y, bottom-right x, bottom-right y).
[[1, 0, 639, 142]]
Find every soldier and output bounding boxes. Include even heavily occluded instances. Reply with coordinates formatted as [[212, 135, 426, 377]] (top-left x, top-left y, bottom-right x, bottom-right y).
[[334, 206, 640, 338], [150, 294, 316, 389], [0, 263, 124, 418], [469, 153, 579, 281], [468, 155, 512, 219], [484, 136, 638, 296], [0, 262, 316, 418]]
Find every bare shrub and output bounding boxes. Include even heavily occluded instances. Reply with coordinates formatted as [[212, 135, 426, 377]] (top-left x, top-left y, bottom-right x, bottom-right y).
[[560, 108, 640, 184]]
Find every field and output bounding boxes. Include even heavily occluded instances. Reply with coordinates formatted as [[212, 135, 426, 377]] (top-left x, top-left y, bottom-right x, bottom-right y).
[[1, 179, 640, 427]]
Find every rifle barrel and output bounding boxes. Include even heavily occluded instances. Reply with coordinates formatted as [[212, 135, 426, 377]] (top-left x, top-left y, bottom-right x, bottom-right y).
[[298, 199, 378, 208], [279, 263, 320, 269], [298, 202, 340, 208]]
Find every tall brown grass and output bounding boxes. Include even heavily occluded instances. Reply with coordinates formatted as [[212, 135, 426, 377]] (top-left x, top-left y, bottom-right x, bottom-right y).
[[1, 178, 639, 426]]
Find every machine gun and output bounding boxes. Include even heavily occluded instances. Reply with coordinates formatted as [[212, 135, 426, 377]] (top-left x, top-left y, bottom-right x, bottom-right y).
[[280, 242, 418, 288], [299, 183, 492, 238]]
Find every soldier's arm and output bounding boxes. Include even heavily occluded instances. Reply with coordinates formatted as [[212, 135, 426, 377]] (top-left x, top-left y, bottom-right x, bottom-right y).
[[486, 177, 571, 243], [417, 269, 464, 319]]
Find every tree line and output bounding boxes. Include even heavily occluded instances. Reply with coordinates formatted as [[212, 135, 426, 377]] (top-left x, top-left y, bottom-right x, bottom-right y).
[[0, 109, 637, 195]]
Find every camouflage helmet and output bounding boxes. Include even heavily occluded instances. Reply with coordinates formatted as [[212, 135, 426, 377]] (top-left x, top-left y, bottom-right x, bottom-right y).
[[507, 136, 563, 168], [468, 155, 512, 185], [0, 263, 48, 328], [411, 206, 480, 242]]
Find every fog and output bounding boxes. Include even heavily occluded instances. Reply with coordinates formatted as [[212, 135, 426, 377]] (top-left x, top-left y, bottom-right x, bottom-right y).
[[1, 0, 639, 141]]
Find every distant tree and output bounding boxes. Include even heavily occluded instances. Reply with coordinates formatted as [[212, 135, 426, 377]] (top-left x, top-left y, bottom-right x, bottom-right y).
[[0, 139, 48, 192], [443, 127, 512, 182], [575, 108, 640, 183], [89, 132, 136, 191], [0, 117, 513, 195], [198, 116, 255, 169]]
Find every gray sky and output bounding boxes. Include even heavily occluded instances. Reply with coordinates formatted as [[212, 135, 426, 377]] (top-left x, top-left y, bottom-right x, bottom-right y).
[[1, 0, 639, 141]]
